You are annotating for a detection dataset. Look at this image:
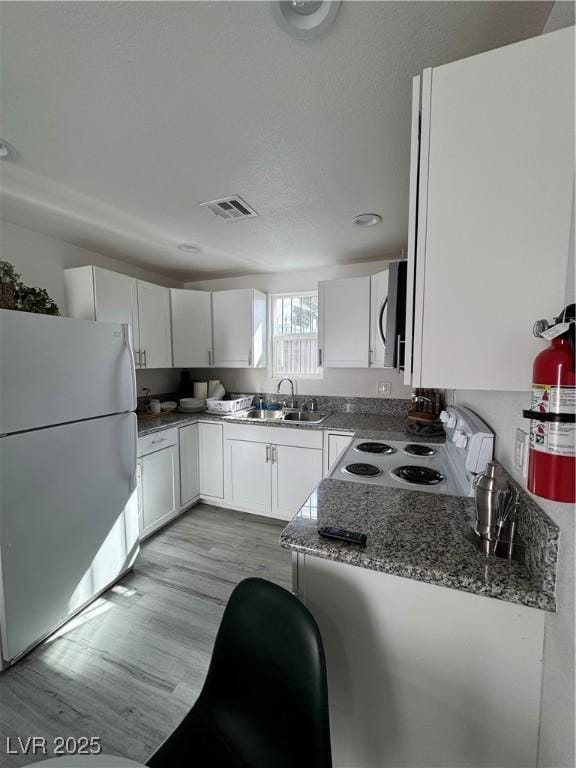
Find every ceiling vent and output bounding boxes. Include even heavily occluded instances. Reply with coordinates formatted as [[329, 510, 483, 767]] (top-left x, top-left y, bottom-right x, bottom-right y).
[[199, 195, 259, 222]]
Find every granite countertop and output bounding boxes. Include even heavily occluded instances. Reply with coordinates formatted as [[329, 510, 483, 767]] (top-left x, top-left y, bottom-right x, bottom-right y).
[[280, 479, 557, 612], [137, 409, 439, 441]]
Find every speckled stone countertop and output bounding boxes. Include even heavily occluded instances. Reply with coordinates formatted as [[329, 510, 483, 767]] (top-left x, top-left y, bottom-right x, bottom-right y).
[[137, 410, 439, 441], [280, 479, 558, 612]]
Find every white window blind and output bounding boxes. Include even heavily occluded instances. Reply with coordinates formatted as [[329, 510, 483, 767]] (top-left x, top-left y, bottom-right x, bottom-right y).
[[271, 292, 321, 378]]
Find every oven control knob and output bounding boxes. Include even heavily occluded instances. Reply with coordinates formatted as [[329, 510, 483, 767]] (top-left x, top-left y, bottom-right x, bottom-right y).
[[454, 431, 468, 449], [447, 415, 457, 428], [439, 410, 449, 423]]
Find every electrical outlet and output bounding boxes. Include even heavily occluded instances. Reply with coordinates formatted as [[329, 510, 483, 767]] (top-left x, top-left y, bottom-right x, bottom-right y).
[[378, 381, 392, 396], [515, 428, 529, 477]]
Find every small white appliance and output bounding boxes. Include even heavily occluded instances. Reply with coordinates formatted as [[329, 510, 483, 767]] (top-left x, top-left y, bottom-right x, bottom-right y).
[[329, 406, 494, 497], [0, 309, 139, 669]]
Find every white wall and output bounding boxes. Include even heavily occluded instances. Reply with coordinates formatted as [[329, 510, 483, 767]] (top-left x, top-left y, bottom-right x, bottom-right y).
[[186, 258, 413, 399], [0, 219, 181, 315]]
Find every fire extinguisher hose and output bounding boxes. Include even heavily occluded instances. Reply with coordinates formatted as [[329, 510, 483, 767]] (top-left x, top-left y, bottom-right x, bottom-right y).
[[522, 410, 576, 423]]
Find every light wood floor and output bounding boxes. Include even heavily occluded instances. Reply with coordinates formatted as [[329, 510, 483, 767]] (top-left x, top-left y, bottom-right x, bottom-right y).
[[0, 504, 291, 767]]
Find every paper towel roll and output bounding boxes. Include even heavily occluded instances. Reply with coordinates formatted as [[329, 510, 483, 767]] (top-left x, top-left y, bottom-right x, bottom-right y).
[[194, 381, 208, 400]]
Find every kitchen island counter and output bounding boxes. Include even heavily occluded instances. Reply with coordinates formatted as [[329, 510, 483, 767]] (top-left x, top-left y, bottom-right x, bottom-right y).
[[280, 477, 558, 612]]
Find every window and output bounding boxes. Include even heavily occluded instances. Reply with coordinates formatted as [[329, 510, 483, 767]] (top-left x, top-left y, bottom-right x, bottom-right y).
[[271, 292, 321, 378]]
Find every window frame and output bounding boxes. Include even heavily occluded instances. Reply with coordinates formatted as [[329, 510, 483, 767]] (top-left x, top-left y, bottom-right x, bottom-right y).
[[269, 291, 323, 381]]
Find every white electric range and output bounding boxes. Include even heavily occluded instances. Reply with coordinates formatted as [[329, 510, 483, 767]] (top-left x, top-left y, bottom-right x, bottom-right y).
[[329, 406, 494, 497]]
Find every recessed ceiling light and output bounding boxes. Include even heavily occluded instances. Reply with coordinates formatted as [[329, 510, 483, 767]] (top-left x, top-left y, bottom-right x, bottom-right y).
[[0, 139, 18, 160], [353, 213, 382, 227], [271, 1, 341, 40], [177, 243, 202, 254]]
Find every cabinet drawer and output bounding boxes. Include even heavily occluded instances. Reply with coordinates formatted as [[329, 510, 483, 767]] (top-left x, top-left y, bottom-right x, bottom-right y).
[[138, 428, 178, 457]]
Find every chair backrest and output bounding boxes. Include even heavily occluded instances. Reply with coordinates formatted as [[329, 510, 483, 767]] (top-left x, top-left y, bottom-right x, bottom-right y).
[[196, 577, 333, 768]]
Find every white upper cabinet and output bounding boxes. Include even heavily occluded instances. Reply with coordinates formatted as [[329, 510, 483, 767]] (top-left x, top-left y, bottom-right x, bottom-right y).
[[405, 27, 574, 391], [318, 276, 371, 368], [137, 281, 172, 369], [65, 266, 172, 369], [171, 289, 213, 368], [65, 266, 140, 356], [212, 289, 267, 368]]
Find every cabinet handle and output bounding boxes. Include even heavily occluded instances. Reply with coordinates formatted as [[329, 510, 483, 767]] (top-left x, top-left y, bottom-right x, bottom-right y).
[[318, 349, 323, 367], [208, 349, 212, 366], [248, 350, 252, 367], [265, 445, 271, 463], [143, 349, 147, 368], [378, 298, 387, 347], [395, 335, 406, 372], [151, 437, 166, 445], [272, 446, 277, 464]]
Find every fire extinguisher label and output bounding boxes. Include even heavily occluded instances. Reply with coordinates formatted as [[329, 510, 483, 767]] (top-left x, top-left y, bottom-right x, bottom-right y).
[[530, 384, 576, 457]]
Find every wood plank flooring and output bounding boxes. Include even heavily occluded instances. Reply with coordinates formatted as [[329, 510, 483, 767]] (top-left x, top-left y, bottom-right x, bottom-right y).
[[0, 504, 291, 767]]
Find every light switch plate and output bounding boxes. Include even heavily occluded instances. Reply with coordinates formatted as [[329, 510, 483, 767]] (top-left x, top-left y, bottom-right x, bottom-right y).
[[515, 428, 529, 477], [378, 381, 392, 395]]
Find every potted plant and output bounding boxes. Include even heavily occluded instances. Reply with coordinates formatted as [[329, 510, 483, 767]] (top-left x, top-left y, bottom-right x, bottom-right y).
[[15, 285, 60, 316], [0, 261, 21, 309]]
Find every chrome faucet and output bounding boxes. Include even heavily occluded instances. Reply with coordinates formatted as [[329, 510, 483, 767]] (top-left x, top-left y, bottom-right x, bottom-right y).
[[277, 377, 297, 409], [302, 398, 318, 412]]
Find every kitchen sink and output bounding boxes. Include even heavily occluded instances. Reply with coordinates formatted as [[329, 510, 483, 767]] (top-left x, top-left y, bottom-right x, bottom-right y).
[[282, 411, 329, 423], [235, 409, 286, 421], [230, 409, 329, 424]]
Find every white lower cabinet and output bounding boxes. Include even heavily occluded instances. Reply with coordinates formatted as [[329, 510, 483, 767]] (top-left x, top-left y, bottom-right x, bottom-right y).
[[199, 422, 224, 499], [271, 444, 323, 519], [137, 431, 180, 539], [224, 424, 323, 520], [179, 423, 200, 507], [226, 439, 271, 514]]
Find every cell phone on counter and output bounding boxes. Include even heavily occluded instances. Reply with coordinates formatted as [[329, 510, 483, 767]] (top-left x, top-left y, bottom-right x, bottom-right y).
[[318, 526, 367, 547]]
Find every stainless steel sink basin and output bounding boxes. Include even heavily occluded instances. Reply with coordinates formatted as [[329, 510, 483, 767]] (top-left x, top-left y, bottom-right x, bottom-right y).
[[282, 411, 329, 423], [230, 409, 329, 424], [235, 409, 285, 421]]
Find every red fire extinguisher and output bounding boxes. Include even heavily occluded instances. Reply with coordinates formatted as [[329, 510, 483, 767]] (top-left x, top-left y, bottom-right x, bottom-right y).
[[523, 304, 576, 503]]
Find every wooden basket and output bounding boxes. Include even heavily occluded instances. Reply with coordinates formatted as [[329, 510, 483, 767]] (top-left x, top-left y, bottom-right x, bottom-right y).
[[0, 284, 15, 310]]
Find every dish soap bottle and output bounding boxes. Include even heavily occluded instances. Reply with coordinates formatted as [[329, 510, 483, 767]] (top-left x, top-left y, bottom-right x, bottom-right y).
[[257, 394, 265, 410]]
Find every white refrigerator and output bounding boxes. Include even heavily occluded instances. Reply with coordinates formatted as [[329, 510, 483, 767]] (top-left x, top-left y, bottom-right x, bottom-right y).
[[0, 309, 139, 669]]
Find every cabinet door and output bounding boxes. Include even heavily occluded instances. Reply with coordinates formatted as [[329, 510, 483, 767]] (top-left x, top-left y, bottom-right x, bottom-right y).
[[319, 277, 370, 368], [369, 270, 389, 368], [414, 28, 574, 390], [93, 267, 140, 362], [225, 439, 271, 514], [171, 289, 213, 368], [137, 281, 172, 369], [140, 445, 179, 537], [179, 423, 200, 507], [212, 290, 252, 367], [271, 444, 323, 520], [198, 422, 224, 498], [325, 433, 354, 475]]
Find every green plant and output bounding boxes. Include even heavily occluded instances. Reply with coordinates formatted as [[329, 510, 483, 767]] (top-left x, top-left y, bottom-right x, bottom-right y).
[[15, 285, 60, 316], [0, 261, 21, 286]]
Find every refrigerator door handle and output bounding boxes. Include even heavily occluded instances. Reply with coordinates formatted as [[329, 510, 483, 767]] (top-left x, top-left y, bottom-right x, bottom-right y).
[[129, 414, 138, 494], [123, 324, 137, 410]]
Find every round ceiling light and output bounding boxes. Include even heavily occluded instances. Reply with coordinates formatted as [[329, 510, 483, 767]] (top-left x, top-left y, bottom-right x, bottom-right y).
[[177, 243, 202, 254], [353, 213, 382, 228], [271, 1, 341, 40], [0, 139, 18, 161]]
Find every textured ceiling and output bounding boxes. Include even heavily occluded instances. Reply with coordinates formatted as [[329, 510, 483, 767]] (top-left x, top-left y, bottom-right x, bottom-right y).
[[0, 1, 553, 279]]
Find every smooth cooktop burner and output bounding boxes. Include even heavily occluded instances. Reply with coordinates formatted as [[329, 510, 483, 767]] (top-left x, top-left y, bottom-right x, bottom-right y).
[[355, 442, 396, 455], [403, 444, 436, 457], [343, 463, 382, 477], [392, 465, 445, 485]]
